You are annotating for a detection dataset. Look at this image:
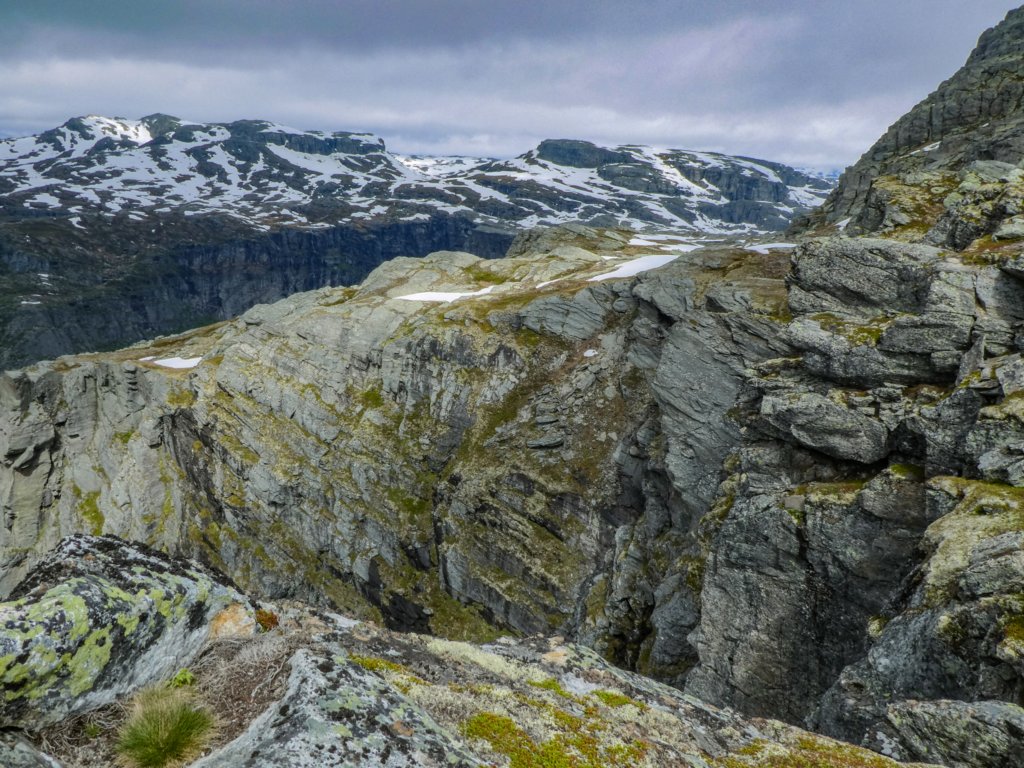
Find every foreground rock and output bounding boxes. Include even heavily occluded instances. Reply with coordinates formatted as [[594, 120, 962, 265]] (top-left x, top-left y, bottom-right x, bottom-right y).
[[3, 536, 935, 768], [0, 535, 255, 729]]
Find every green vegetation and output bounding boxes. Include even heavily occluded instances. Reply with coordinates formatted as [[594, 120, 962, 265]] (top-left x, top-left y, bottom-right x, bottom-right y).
[[165, 388, 196, 408], [349, 654, 409, 675], [888, 462, 925, 481], [115, 687, 215, 768], [76, 488, 104, 536], [1001, 614, 1024, 652], [166, 669, 195, 689], [356, 384, 385, 409], [591, 690, 641, 709], [462, 708, 647, 768], [811, 312, 892, 347], [464, 262, 511, 286], [528, 678, 575, 699], [713, 735, 903, 768]]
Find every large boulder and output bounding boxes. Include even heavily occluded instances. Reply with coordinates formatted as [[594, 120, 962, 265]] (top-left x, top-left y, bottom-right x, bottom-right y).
[[0, 535, 255, 728]]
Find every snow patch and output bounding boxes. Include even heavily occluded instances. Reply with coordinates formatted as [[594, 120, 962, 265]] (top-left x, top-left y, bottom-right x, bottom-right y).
[[394, 285, 496, 303], [746, 242, 797, 255], [588, 254, 679, 282], [151, 356, 202, 369]]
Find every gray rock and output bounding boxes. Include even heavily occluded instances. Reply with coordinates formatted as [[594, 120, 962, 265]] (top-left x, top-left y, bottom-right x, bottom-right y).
[[192, 646, 482, 768], [0, 734, 62, 768], [808, 7, 1024, 233], [885, 699, 1024, 768], [0, 535, 254, 728], [760, 391, 890, 463]]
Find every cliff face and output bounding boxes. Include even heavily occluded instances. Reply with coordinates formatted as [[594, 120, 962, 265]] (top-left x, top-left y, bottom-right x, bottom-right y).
[[0, 213, 513, 370], [807, 6, 1024, 240], [0, 227, 793, 682], [4, 217, 1024, 764]]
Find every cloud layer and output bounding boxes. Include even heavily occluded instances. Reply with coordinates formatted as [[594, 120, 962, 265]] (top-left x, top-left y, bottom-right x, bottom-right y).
[[1, 1, 1019, 170]]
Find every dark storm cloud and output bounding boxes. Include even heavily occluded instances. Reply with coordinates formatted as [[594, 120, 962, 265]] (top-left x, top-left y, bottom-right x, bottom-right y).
[[0, 1, 1020, 169]]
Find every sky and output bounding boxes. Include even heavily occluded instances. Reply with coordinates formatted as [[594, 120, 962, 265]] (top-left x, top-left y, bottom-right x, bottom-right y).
[[0, 1, 1020, 171]]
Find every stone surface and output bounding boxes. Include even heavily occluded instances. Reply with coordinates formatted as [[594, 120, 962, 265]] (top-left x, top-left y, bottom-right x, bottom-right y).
[[0, 535, 254, 728], [885, 699, 1024, 767], [163, 591, 937, 768], [0, 734, 62, 768]]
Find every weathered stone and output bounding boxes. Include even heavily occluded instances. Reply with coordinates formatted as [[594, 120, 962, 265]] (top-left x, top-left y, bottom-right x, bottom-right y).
[[0, 535, 254, 728], [192, 646, 482, 768], [0, 734, 62, 768], [760, 391, 890, 463], [885, 699, 1024, 768]]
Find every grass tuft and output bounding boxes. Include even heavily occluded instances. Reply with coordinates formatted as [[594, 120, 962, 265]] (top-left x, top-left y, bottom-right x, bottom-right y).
[[115, 688, 215, 768]]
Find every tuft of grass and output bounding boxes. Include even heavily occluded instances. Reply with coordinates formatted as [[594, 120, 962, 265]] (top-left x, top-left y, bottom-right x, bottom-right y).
[[115, 688, 215, 768], [591, 690, 640, 708]]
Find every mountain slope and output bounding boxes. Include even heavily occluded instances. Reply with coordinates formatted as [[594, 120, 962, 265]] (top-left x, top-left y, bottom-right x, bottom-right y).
[[0, 117, 830, 370], [805, 5, 1024, 238], [1, 116, 830, 234]]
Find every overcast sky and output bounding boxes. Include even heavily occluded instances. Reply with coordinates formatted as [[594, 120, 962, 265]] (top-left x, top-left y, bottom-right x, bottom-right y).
[[0, 1, 1019, 170]]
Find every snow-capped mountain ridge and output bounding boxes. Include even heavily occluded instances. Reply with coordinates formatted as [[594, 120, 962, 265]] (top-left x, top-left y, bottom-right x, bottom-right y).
[[0, 115, 832, 234]]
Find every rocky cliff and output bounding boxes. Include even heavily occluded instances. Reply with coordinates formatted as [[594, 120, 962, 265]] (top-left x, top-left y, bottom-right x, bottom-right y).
[[805, 6, 1024, 242], [4, 211, 1024, 763]]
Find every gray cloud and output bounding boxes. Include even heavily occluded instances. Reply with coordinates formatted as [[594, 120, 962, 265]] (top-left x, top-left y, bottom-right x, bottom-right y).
[[0, 1, 1020, 170]]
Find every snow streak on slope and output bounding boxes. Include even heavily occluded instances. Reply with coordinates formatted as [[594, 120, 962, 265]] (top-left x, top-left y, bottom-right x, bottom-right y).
[[0, 116, 834, 235]]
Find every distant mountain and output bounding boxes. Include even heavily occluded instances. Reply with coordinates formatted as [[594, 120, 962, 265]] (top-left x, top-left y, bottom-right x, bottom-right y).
[[0, 116, 832, 368], [0, 115, 831, 234]]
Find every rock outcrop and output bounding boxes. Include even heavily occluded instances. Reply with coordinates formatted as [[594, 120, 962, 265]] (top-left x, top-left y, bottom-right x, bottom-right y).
[[2, 536, 935, 768], [683, 233, 1024, 766], [810, 7, 1024, 231], [0, 535, 254, 729]]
